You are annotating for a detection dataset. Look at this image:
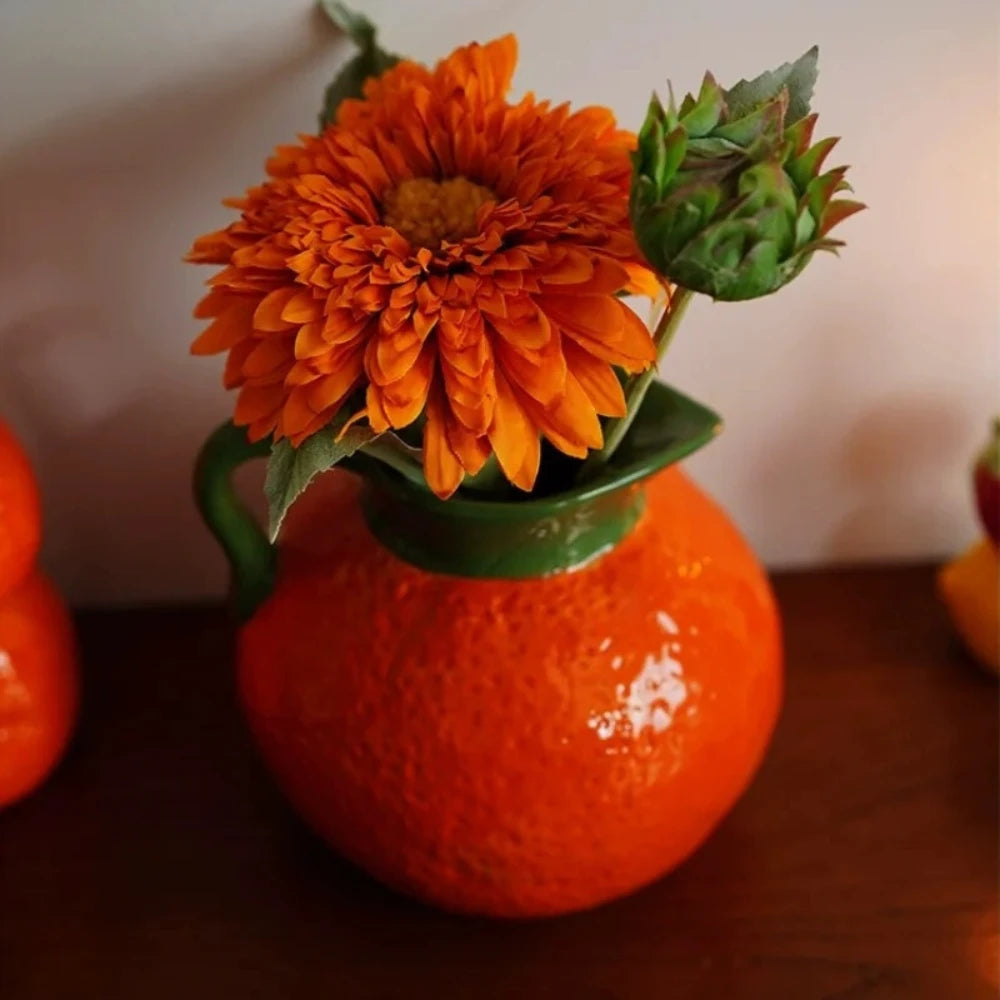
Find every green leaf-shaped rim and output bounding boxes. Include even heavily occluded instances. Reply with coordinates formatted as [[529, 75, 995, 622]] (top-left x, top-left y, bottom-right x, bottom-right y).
[[193, 381, 722, 614], [359, 381, 721, 577]]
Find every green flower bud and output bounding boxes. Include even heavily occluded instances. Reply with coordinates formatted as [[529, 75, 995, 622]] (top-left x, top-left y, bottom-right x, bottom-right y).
[[631, 48, 864, 301]]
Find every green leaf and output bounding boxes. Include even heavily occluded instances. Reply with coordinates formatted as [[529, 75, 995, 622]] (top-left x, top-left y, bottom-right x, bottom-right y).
[[794, 202, 817, 246], [319, 47, 399, 128], [638, 92, 668, 149], [785, 134, 838, 191], [644, 114, 667, 189], [805, 165, 848, 220], [659, 125, 690, 188], [679, 73, 725, 138], [683, 135, 746, 158], [629, 174, 660, 215], [714, 91, 787, 149], [317, 1, 401, 128], [636, 94, 691, 198], [265, 418, 378, 540], [784, 112, 818, 157], [577, 376, 720, 489], [725, 45, 819, 126], [817, 198, 865, 237]]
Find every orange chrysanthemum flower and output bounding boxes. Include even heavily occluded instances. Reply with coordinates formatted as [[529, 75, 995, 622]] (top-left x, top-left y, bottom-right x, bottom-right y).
[[188, 34, 660, 498]]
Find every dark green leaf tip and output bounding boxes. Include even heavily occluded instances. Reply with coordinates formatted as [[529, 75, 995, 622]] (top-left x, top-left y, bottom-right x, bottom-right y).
[[725, 45, 819, 126], [319, 0, 376, 45], [316, 1, 402, 129]]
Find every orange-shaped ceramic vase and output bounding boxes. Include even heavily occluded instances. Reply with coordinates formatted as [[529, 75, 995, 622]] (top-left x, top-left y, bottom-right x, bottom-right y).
[[196, 383, 782, 917]]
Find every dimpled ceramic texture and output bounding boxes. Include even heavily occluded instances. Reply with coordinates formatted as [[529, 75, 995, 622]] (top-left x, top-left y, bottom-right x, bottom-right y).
[[238, 466, 782, 918]]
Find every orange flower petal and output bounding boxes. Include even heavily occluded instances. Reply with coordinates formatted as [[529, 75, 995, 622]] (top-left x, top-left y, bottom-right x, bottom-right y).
[[233, 242, 288, 271], [286, 249, 318, 278], [486, 368, 531, 481], [446, 418, 491, 476], [234, 383, 284, 434], [380, 306, 411, 332], [366, 384, 391, 433], [439, 338, 490, 380], [186, 229, 238, 264], [573, 257, 632, 296], [193, 288, 232, 319], [388, 278, 418, 307], [367, 333, 422, 387], [306, 346, 365, 411], [223, 340, 255, 389], [280, 386, 319, 439], [488, 307, 551, 351], [336, 405, 371, 437], [476, 281, 508, 317], [284, 361, 321, 388], [563, 339, 627, 417], [352, 283, 390, 313], [191, 299, 255, 355], [249, 413, 284, 443], [439, 364, 485, 410], [510, 424, 541, 492], [449, 397, 491, 435], [625, 262, 664, 299], [480, 34, 518, 101], [242, 335, 293, 379], [441, 360, 496, 434], [610, 301, 658, 366], [281, 289, 322, 324], [516, 370, 602, 458], [287, 410, 334, 447], [413, 308, 439, 340], [294, 321, 328, 360], [539, 293, 624, 342], [433, 35, 516, 109], [253, 287, 299, 332], [538, 248, 594, 286], [324, 311, 373, 346], [547, 297, 656, 373], [311, 339, 371, 375], [382, 344, 434, 427], [391, 325, 422, 354], [423, 384, 465, 499], [495, 330, 567, 406]]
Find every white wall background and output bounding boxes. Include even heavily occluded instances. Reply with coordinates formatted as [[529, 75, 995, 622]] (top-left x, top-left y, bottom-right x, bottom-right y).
[[0, 0, 997, 604]]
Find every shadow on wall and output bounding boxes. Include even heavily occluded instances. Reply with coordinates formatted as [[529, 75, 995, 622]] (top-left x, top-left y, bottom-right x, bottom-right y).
[[0, 7, 337, 604], [827, 392, 972, 563]]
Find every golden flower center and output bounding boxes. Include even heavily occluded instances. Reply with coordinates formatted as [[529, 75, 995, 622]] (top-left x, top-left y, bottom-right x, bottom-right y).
[[382, 176, 494, 250]]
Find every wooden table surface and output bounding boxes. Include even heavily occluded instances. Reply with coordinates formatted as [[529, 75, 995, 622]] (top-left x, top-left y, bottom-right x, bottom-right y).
[[0, 565, 996, 999]]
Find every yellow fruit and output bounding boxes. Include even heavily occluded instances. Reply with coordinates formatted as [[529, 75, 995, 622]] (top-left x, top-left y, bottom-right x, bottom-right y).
[[937, 539, 1000, 673]]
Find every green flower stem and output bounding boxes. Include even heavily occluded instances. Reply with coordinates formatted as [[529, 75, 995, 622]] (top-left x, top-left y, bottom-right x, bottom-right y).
[[580, 287, 695, 477]]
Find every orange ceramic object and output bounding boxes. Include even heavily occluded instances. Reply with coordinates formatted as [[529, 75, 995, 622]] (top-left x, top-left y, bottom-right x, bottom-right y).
[[937, 539, 1000, 673], [0, 419, 42, 599], [0, 570, 78, 808], [239, 466, 782, 917]]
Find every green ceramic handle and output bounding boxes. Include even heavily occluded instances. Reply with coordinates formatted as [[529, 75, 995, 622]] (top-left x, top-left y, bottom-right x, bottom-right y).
[[193, 421, 275, 621]]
